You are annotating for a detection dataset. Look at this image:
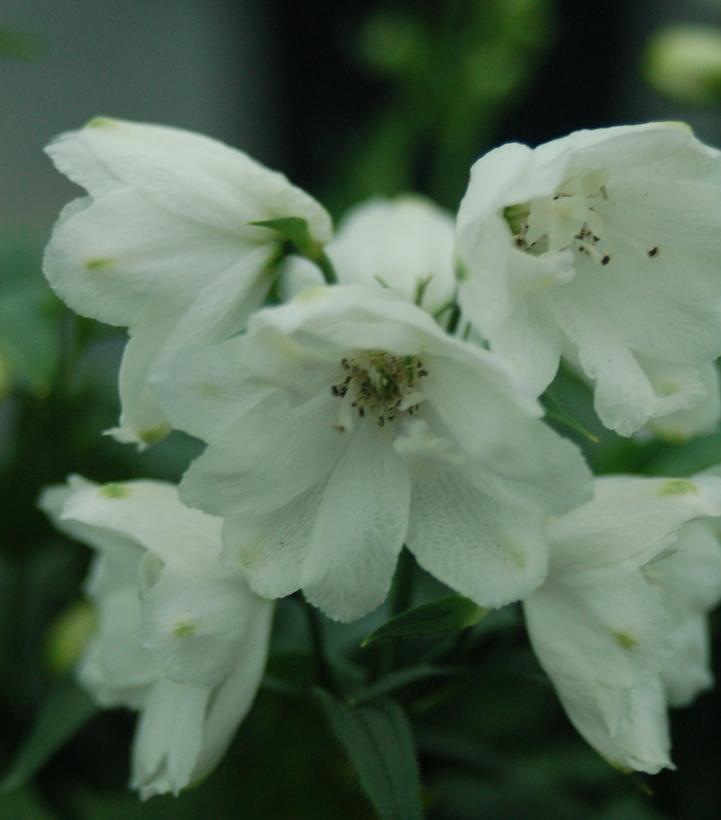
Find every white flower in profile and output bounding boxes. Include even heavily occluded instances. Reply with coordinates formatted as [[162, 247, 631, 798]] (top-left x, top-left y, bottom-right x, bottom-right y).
[[456, 123, 721, 436], [523, 474, 721, 773], [43, 117, 332, 447], [39, 476, 273, 799], [327, 195, 456, 314], [157, 284, 592, 623]]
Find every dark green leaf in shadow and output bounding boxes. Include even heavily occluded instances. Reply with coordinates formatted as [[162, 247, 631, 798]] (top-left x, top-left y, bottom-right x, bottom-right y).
[[314, 690, 423, 820], [362, 596, 486, 648], [0, 681, 97, 793]]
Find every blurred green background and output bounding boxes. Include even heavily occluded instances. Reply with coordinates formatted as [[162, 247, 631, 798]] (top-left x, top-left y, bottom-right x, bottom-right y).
[[4, 1, 721, 817]]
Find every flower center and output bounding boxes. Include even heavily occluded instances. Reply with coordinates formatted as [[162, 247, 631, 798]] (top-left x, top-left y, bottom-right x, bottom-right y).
[[505, 169, 613, 266], [331, 352, 428, 429]]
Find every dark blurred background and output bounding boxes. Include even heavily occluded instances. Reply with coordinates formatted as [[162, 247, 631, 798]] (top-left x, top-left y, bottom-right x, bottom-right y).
[[4, 1, 721, 818]]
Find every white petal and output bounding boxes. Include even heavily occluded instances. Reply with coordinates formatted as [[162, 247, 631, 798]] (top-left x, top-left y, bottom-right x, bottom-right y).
[[329, 195, 456, 313], [43, 187, 251, 327], [61, 478, 223, 575], [301, 422, 410, 622], [224, 482, 323, 599], [426, 356, 592, 515], [140, 566, 253, 686], [661, 614, 713, 707], [647, 362, 721, 441], [46, 118, 332, 242], [276, 255, 324, 301], [79, 575, 160, 707], [130, 679, 209, 798], [406, 466, 548, 607], [524, 569, 673, 773], [109, 317, 177, 448], [191, 599, 274, 783], [547, 475, 721, 573], [179, 391, 345, 519], [489, 295, 563, 398]]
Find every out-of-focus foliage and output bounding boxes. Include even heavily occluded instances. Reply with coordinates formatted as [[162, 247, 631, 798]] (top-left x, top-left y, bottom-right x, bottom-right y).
[[644, 24, 721, 106], [0, 23, 40, 60], [330, 0, 556, 211]]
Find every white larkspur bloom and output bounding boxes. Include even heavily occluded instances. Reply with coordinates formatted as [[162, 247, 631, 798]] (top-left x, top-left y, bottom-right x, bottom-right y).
[[456, 123, 721, 436], [158, 284, 592, 622], [43, 117, 332, 447], [523, 475, 721, 773], [39, 476, 273, 799], [328, 195, 456, 314]]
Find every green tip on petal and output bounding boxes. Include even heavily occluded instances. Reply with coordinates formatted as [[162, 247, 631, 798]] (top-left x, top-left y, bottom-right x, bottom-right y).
[[138, 423, 172, 446], [612, 629, 639, 650], [85, 257, 113, 272], [173, 622, 197, 639], [658, 478, 697, 497], [85, 116, 116, 129], [100, 482, 130, 499]]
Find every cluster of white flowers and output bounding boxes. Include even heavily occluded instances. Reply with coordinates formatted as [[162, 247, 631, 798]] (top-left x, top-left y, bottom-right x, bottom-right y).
[[40, 117, 721, 796]]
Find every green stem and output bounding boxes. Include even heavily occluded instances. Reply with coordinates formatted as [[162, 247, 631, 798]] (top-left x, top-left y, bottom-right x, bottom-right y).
[[376, 549, 416, 678], [391, 548, 415, 617], [316, 251, 338, 285], [302, 599, 334, 691], [446, 302, 461, 335]]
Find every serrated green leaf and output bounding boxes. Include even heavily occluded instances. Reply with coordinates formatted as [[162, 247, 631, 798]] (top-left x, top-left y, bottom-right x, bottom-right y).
[[362, 595, 486, 648], [314, 690, 423, 820], [0, 681, 97, 793], [249, 217, 322, 260]]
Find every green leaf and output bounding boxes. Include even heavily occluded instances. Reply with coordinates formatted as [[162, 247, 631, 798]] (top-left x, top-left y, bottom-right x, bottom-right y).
[[0, 681, 97, 793], [249, 217, 322, 260], [362, 595, 486, 647], [314, 690, 423, 820], [541, 389, 599, 444]]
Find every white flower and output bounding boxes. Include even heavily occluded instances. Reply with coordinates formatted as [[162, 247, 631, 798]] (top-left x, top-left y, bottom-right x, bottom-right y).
[[43, 117, 332, 447], [39, 475, 273, 799], [456, 123, 721, 436], [157, 283, 592, 622], [523, 475, 721, 773], [328, 195, 456, 314]]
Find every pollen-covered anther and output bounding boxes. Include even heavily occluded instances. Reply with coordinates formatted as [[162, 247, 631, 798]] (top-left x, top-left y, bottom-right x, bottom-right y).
[[506, 171, 620, 267], [331, 351, 428, 427]]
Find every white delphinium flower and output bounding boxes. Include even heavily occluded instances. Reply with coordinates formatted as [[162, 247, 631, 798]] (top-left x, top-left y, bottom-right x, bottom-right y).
[[39, 476, 273, 799], [157, 283, 592, 622], [523, 475, 721, 773], [328, 196, 456, 314], [456, 123, 721, 436], [43, 117, 332, 447]]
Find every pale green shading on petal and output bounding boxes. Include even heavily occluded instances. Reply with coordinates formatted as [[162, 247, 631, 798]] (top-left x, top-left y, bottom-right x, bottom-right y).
[[99, 482, 130, 499], [85, 116, 116, 129], [138, 423, 172, 446], [658, 479, 697, 497], [612, 629, 639, 650], [84, 257, 113, 271], [173, 622, 197, 639]]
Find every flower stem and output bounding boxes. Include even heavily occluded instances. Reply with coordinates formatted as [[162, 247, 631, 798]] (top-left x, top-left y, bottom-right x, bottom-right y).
[[391, 547, 415, 617], [316, 251, 338, 285], [446, 302, 461, 335], [302, 599, 335, 691]]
